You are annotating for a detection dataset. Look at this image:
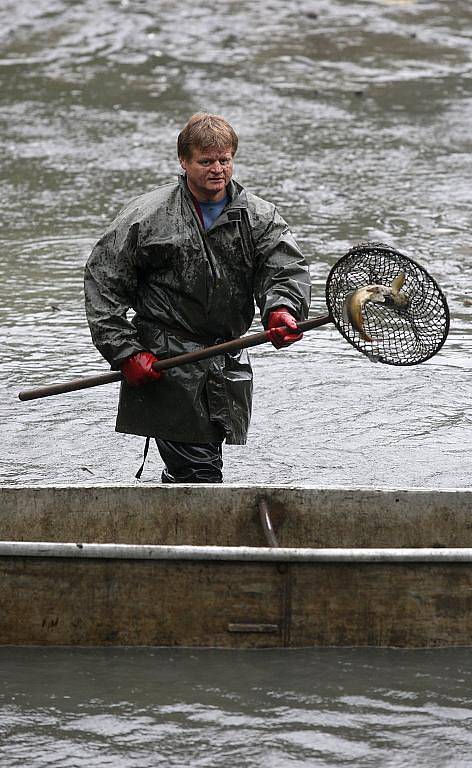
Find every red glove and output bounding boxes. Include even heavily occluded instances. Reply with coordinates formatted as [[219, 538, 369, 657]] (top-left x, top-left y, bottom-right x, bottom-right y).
[[267, 308, 303, 349], [121, 351, 163, 386]]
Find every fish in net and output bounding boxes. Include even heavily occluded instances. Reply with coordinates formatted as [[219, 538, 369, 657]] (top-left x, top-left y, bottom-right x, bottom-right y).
[[325, 242, 449, 365]]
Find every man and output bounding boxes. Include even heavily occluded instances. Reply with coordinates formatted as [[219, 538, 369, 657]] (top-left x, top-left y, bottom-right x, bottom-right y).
[[84, 113, 311, 483]]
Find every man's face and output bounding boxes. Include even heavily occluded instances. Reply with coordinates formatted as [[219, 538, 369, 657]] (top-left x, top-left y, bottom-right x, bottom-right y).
[[180, 145, 234, 202]]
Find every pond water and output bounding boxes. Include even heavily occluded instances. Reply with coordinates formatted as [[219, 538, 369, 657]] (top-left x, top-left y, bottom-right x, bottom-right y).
[[1, 646, 472, 767]]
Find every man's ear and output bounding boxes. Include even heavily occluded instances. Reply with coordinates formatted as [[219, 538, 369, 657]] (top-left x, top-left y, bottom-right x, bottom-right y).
[[179, 157, 187, 171]]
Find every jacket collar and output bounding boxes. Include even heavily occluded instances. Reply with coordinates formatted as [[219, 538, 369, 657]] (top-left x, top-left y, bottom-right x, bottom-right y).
[[178, 173, 248, 210]]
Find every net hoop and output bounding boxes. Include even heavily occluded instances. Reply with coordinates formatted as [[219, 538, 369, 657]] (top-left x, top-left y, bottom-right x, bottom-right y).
[[325, 242, 450, 366]]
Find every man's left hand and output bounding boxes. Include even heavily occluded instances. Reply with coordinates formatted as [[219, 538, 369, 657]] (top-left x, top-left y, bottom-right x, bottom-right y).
[[267, 308, 303, 349]]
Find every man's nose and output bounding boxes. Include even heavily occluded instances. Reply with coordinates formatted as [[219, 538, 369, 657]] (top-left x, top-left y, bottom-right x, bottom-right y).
[[211, 160, 223, 172]]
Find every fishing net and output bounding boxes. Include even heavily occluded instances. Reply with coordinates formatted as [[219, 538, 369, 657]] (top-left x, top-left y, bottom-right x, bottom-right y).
[[325, 242, 449, 366]]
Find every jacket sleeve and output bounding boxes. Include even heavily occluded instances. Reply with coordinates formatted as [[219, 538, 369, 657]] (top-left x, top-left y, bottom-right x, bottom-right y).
[[84, 216, 145, 369], [253, 205, 311, 326]]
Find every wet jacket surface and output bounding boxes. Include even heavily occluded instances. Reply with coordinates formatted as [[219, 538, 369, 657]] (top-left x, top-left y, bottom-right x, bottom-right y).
[[84, 176, 311, 444]]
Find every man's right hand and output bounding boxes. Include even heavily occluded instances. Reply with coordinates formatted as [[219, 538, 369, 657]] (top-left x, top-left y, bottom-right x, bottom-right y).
[[121, 352, 163, 386]]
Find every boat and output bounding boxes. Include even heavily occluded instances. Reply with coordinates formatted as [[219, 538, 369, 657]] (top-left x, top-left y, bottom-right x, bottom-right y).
[[1, 484, 471, 648]]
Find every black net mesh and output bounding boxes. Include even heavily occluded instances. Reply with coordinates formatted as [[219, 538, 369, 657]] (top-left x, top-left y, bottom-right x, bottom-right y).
[[326, 242, 449, 366]]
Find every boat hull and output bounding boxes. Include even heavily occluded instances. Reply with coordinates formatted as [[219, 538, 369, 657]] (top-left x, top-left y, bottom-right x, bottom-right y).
[[1, 485, 471, 648]]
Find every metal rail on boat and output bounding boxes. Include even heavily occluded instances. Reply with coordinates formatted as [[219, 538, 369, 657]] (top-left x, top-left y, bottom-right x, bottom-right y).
[[2, 541, 472, 562]]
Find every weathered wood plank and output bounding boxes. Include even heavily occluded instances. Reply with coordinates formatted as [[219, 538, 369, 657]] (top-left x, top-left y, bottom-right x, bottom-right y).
[[0, 558, 286, 647], [1, 485, 472, 647], [290, 563, 472, 647]]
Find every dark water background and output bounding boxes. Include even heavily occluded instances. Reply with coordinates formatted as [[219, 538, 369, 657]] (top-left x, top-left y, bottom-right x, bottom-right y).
[[1, 1, 472, 765]]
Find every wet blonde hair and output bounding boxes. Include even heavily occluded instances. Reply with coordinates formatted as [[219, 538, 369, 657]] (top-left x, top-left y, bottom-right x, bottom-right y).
[[177, 113, 238, 160]]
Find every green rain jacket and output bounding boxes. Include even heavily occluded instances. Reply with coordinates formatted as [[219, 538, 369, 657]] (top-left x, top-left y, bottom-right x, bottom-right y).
[[84, 175, 311, 444]]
